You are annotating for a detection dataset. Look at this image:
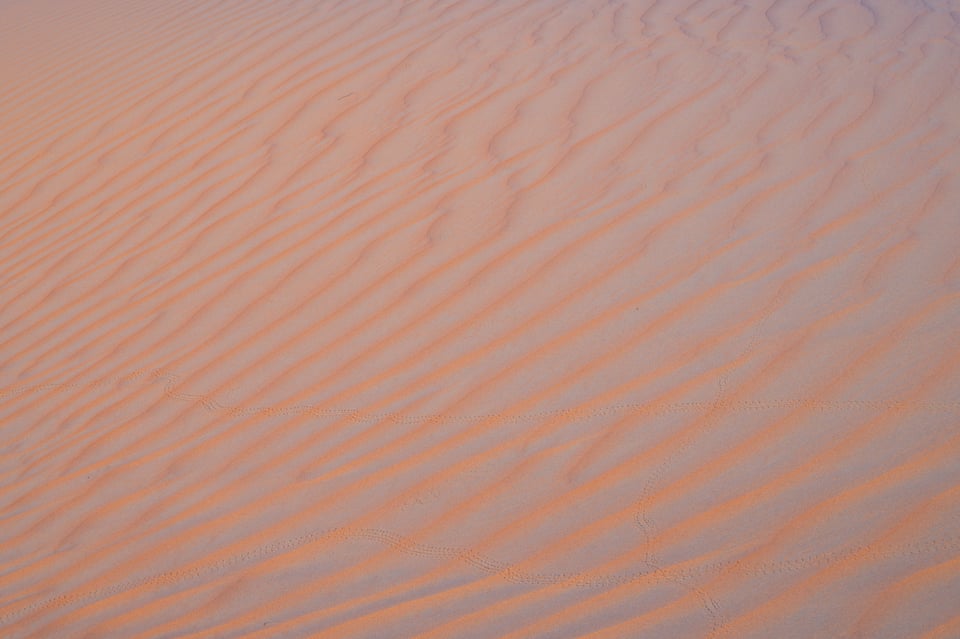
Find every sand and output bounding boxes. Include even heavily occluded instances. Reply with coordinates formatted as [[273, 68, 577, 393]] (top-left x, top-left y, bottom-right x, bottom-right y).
[[1, 0, 959, 637]]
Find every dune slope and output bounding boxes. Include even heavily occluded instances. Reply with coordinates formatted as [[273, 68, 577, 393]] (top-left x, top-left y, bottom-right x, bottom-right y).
[[1, 0, 960, 637]]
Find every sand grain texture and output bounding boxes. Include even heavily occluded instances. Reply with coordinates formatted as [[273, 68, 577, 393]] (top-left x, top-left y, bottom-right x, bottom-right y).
[[1, 0, 960, 637]]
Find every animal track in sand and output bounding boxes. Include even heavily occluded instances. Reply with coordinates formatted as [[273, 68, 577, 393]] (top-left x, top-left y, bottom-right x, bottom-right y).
[[6, 363, 954, 632], [3, 0, 959, 635], [1, 519, 956, 628]]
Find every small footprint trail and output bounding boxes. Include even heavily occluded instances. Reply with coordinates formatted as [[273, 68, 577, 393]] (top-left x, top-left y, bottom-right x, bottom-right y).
[[2, 519, 957, 629]]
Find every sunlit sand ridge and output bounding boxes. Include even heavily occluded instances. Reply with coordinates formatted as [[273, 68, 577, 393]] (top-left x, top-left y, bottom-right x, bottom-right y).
[[1, 0, 959, 637]]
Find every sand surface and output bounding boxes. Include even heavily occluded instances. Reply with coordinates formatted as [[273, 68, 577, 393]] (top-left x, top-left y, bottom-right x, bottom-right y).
[[2, 0, 960, 637]]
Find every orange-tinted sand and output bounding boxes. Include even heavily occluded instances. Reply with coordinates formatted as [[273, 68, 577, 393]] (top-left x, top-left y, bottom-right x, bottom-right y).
[[2, 0, 959, 637]]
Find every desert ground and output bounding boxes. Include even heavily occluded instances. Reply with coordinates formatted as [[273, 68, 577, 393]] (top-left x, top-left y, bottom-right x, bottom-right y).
[[1, 0, 959, 637]]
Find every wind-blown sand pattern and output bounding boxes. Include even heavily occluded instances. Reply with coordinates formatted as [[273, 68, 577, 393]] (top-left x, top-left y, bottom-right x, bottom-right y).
[[1, 0, 959, 636]]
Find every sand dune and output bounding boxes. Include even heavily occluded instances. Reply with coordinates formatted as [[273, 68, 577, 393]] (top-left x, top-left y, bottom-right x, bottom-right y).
[[1, 0, 959, 637]]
